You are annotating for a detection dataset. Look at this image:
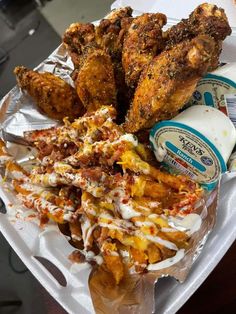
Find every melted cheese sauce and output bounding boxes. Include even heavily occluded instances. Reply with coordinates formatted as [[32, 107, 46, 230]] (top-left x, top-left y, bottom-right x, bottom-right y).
[[147, 249, 185, 271]]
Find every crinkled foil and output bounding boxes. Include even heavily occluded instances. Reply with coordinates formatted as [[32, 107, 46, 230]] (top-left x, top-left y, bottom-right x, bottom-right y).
[[0, 44, 225, 314]]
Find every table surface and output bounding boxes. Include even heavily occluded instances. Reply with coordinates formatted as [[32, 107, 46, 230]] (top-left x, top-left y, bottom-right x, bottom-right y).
[[178, 241, 236, 314]]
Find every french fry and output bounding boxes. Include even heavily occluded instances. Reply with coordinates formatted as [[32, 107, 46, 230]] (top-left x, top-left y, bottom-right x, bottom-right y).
[[130, 247, 148, 272], [0, 139, 13, 165], [119, 150, 196, 191], [102, 241, 124, 284], [147, 243, 162, 264]]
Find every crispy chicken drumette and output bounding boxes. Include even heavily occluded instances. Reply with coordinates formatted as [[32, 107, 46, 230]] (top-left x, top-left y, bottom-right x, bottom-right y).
[[73, 45, 117, 112], [124, 35, 220, 133], [63, 7, 133, 114], [164, 3, 231, 49], [14, 66, 84, 121], [122, 13, 167, 89], [63, 7, 133, 72], [63, 23, 95, 69]]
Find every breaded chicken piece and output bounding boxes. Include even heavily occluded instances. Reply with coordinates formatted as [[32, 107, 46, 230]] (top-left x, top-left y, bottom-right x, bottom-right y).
[[104, 6, 132, 20], [63, 7, 132, 71], [164, 3, 231, 49], [122, 13, 167, 89], [124, 35, 218, 133], [96, 7, 134, 113], [74, 45, 117, 112], [63, 23, 95, 68], [96, 6, 133, 57], [14, 66, 84, 121], [63, 7, 132, 115]]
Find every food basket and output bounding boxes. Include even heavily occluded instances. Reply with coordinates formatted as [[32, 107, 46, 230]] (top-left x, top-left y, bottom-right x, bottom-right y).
[[0, 1, 236, 313]]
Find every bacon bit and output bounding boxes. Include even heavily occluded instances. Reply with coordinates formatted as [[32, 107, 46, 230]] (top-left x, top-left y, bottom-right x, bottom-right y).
[[27, 214, 37, 218], [69, 250, 86, 263], [150, 226, 155, 235], [122, 199, 129, 204], [39, 215, 49, 227]]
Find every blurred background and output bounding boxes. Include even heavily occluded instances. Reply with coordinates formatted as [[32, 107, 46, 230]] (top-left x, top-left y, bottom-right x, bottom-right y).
[[0, 0, 113, 98], [0, 1, 235, 314]]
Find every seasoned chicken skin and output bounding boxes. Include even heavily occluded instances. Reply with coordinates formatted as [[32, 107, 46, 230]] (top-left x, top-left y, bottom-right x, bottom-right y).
[[74, 45, 117, 112], [63, 7, 133, 71], [63, 23, 95, 68], [63, 7, 133, 113], [124, 35, 219, 133], [95, 7, 133, 109], [14, 66, 84, 120], [104, 6, 132, 20], [122, 13, 167, 89], [164, 3, 231, 49]]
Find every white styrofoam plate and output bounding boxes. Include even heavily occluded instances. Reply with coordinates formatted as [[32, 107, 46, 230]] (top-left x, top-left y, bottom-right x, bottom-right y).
[[0, 1, 236, 313]]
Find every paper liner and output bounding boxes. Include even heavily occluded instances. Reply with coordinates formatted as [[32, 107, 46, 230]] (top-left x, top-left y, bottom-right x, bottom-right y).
[[0, 22, 225, 314]]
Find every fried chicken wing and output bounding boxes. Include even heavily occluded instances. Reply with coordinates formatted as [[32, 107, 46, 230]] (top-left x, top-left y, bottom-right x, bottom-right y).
[[74, 45, 117, 112], [96, 7, 133, 59], [122, 13, 167, 89], [63, 23, 95, 68], [164, 3, 231, 49], [124, 35, 218, 133], [14, 66, 84, 121], [63, 7, 133, 115], [104, 6, 132, 20], [96, 7, 134, 114]]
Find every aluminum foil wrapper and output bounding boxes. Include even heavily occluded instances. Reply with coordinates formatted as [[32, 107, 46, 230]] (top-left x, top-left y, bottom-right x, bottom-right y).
[[0, 44, 228, 314]]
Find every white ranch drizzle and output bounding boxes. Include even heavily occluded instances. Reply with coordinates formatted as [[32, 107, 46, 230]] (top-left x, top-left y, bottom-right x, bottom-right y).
[[82, 200, 97, 216], [147, 249, 185, 271], [119, 134, 138, 147], [168, 214, 202, 235], [22, 194, 58, 213], [99, 212, 113, 220], [70, 262, 91, 274], [21, 183, 44, 193], [84, 224, 98, 248], [103, 250, 119, 257], [71, 234, 82, 241], [136, 205, 150, 212], [81, 217, 91, 244], [11, 170, 28, 181], [161, 227, 178, 233], [119, 250, 129, 258], [20, 194, 73, 222], [31, 172, 67, 187], [146, 201, 161, 208], [99, 222, 124, 231], [0, 155, 13, 164], [62, 172, 105, 198], [134, 221, 155, 228], [119, 201, 141, 219], [63, 212, 73, 221], [84, 251, 103, 265], [143, 234, 178, 251]]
